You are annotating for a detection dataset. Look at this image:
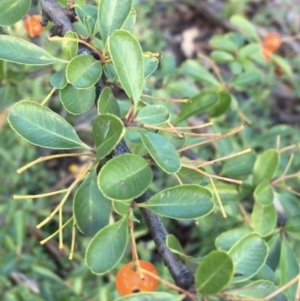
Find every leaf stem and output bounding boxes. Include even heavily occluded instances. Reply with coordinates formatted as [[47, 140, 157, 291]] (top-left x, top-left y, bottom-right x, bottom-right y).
[[142, 94, 191, 103], [41, 87, 56, 106], [13, 189, 68, 200]]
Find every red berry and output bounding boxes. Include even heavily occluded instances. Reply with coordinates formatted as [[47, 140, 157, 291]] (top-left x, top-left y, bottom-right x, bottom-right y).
[[263, 33, 281, 52], [116, 260, 159, 296], [24, 15, 44, 37]]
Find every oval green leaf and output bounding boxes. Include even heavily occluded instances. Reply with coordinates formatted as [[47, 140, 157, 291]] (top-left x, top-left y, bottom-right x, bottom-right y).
[[285, 214, 300, 233], [253, 149, 279, 187], [114, 292, 185, 301], [60, 84, 95, 114], [176, 166, 204, 185], [141, 132, 180, 174], [136, 105, 169, 125], [97, 86, 121, 116], [208, 91, 231, 117], [50, 68, 67, 89], [196, 251, 234, 294], [74, 168, 111, 236], [92, 114, 125, 159], [143, 184, 214, 220], [0, 0, 31, 26], [108, 30, 144, 111], [66, 54, 102, 89], [144, 56, 159, 78], [62, 32, 78, 59], [98, 154, 152, 200], [175, 91, 219, 124], [254, 179, 274, 206], [210, 50, 234, 63], [0, 35, 67, 65], [75, 5, 98, 35], [98, 0, 132, 44], [231, 70, 261, 88], [230, 14, 259, 40], [228, 233, 268, 283], [251, 202, 277, 237], [8, 101, 88, 149], [85, 216, 128, 275]]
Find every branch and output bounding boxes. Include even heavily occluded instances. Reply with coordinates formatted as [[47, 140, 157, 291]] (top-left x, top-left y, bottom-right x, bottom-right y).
[[39, 1, 196, 299]]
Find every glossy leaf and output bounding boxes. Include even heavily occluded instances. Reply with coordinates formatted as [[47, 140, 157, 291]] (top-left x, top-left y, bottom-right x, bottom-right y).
[[181, 59, 220, 86], [141, 132, 181, 174], [62, 32, 78, 59], [196, 251, 234, 294], [112, 200, 131, 216], [144, 57, 159, 78], [215, 227, 252, 251], [266, 233, 281, 271], [221, 152, 255, 178], [0, 0, 31, 26], [279, 238, 299, 300], [8, 101, 88, 149], [176, 167, 203, 185], [98, 154, 152, 200], [210, 50, 234, 63], [208, 91, 231, 117], [108, 30, 144, 111], [254, 179, 274, 206], [175, 91, 219, 123], [92, 114, 125, 159], [230, 14, 259, 40], [251, 202, 277, 236], [136, 105, 169, 125], [75, 5, 98, 35], [285, 214, 300, 233], [253, 149, 279, 187], [209, 34, 239, 52], [121, 7, 137, 32], [103, 63, 117, 82], [66, 54, 102, 89], [231, 70, 261, 88], [229, 233, 268, 283], [97, 86, 121, 116], [0, 35, 66, 65], [74, 169, 111, 236], [60, 84, 95, 115], [206, 183, 239, 203], [143, 184, 214, 220], [85, 216, 128, 275], [114, 292, 185, 301], [98, 0, 132, 44], [158, 131, 186, 150], [166, 234, 185, 257], [50, 68, 67, 89]]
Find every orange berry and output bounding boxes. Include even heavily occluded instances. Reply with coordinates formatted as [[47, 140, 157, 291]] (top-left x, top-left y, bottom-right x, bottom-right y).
[[24, 15, 44, 37], [116, 260, 159, 296], [262, 32, 281, 52]]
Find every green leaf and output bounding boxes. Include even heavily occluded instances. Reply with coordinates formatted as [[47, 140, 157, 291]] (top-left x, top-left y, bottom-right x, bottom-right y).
[[166, 234, 185, 257], [285, 214, 300, 233], [279, 238, 299, 300], [0, 0, 31, 26], [210, 51, 234, 63], [144, 56, 159, 78], [8, 101, 88, 149], [103, 63, 117, 82], [158, 131, 186, 150], [114, 292, 185, 301], [108, 30, 144, 112], [60, 84, 95, 115], [266, 233, 281, 271], [0, 35, 67, 65], [176, 167, 203, 185], [195, 251, 234, 294], [112, 200, 131, 216], [98, 154, 152, 200], [92, 114, 125, 160], [230, 15, 259, 40], [0, 84, 19, 110], [62, 32, 78, 59], [228, 233, 268, 283], [98, 0, 132, 44], [85, 216, 128, 275], [121, 8, 137, 32], [231, 70, 261, 88], [209, 34, 239, 52], [50, 68, 67, 89], [206, 183, 239, 203], [251, 202, 277, 236], [208, 91, 231, 117], [74, 168, 111, 236], [97, 86, 121, 116], [66, 54, 102, 89], [254, 179, 274, 206], [141, 132, 180, 174], [253, 149, 279, 187], [143, 184, 214, 220], [75, 5, 98, 35], [221, 152, 255, 178], [181, 59, 220, 86], [215, 227, 252, 251], [175, 92, 219, 123], [272, 54, 293, 78], [136, 105, 169, 125]]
